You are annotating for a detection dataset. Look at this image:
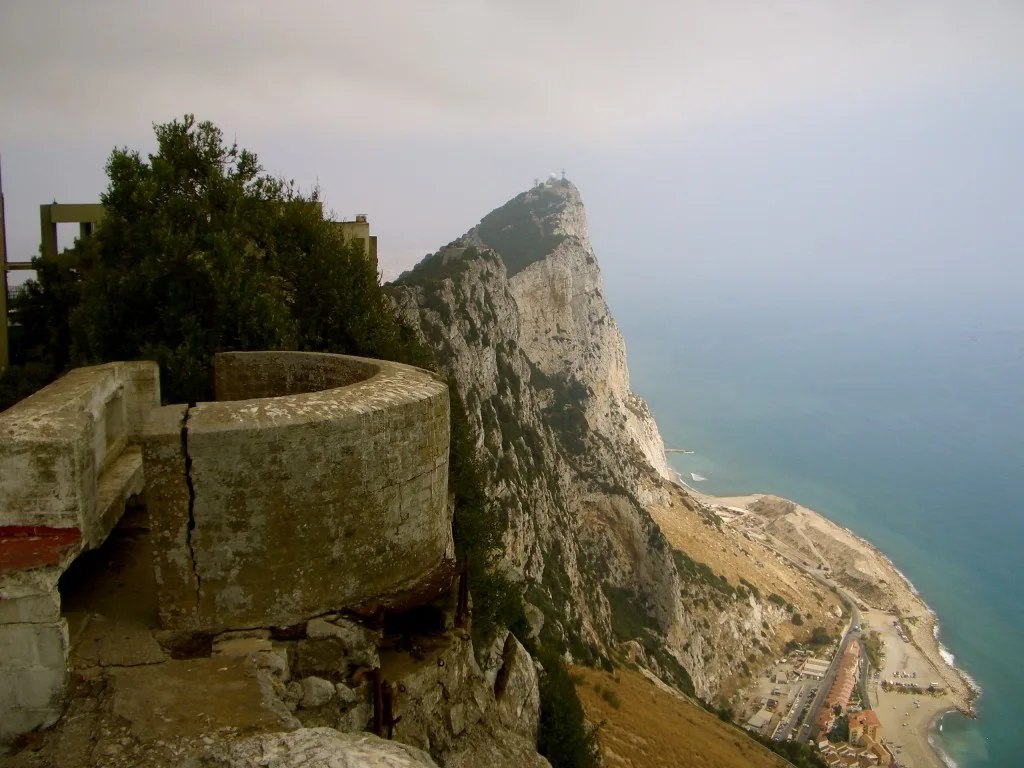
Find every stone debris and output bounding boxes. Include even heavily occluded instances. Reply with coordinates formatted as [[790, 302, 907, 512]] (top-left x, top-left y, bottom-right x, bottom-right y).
[[298, 676, 335, 709], [493, 635, 541, 741], [334, 681, 359, 706], [336, 699, 373, 733], [283, 681, 304, 707], [212, 634, 290, 683], [306, 617, 381, 670]]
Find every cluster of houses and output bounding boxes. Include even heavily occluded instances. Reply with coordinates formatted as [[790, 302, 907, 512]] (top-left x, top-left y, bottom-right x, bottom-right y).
[[817, 710, 892, 766], [810, 641, 894, 767]]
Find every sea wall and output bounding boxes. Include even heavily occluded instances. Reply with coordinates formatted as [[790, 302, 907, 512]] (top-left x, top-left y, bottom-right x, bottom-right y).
[[0, 361, 159, 743]]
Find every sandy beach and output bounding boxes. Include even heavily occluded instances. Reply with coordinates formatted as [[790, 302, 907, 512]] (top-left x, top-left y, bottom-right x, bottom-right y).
[[685, 489, 975, 768]]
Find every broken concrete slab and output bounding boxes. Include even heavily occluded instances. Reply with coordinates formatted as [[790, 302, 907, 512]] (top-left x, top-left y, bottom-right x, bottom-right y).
[[70, 615, 166, 668], [108, 656, 298, 743]]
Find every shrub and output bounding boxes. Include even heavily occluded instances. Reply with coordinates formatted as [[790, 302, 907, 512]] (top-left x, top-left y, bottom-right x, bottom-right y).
[[600, 687, 621, 709], [538, 648, 601, 768], [809, 626, 833, 646]]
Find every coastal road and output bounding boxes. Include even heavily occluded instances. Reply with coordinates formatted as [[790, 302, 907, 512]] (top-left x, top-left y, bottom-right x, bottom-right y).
[[764, 546, 861, 744], [795, 584, 862, 744], [776, 684, 813, 742], [795, 630, 855, 743], [750, 532, 864, 744]]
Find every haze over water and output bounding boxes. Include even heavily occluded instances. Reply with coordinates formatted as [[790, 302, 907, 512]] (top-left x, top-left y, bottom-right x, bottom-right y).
[[596, 92, 1024, 768]]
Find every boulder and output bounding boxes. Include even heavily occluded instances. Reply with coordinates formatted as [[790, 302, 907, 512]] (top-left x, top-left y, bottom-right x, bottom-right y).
[[299, 676, 335, 709], [306, 617, 381, 669], [493, 634, 541, 742], [204, 727, 440, 767]]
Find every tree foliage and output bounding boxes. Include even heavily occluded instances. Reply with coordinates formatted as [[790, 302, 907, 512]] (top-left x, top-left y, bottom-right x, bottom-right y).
[[537, 647, 601, 768]]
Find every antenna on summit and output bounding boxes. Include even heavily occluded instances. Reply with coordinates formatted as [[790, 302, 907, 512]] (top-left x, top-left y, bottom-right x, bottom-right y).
[[561, 168, 566, 180]]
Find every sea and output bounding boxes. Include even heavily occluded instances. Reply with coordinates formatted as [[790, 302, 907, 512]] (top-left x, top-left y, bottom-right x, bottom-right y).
[[613, 293, 1024, 767]]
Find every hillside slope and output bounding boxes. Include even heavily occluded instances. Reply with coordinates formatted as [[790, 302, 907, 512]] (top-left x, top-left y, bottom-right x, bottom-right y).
[[573, 666, 789, 768]]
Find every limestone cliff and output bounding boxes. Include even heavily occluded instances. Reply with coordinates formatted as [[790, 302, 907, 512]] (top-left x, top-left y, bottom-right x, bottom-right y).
[[389, 180, 813, 702]]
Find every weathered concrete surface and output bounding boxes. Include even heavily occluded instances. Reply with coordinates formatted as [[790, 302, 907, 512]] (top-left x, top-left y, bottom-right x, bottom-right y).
[[0, 361, 159, 545], [108, 657, 299, 742], [0, 605, 68, 739], [143, 352, 452, 633], [0, 362, 159, 744], [139, 403, 195, 630]]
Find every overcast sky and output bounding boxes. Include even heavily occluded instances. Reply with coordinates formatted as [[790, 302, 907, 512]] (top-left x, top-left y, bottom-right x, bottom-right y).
[[2, 0, 1023, 283]]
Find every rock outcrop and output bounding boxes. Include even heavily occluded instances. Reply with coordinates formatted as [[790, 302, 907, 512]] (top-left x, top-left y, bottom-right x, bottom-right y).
[[391, 179, 805, 702], [206, 728, 442, 768]]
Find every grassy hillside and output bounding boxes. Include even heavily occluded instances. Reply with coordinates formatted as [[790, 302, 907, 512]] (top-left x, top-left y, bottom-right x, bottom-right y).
[[572, 666, 789, 768]]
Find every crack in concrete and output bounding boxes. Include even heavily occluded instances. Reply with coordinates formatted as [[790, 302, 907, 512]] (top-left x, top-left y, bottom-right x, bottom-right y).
[[180, 404, 201, 611]]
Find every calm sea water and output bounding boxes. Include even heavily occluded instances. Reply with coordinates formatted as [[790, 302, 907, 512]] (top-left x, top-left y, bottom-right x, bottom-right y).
[[615, 298, 1024, 767]]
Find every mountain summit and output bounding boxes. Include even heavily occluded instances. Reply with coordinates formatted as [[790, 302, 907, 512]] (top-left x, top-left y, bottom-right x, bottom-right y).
[[465, 178, 675, 488]]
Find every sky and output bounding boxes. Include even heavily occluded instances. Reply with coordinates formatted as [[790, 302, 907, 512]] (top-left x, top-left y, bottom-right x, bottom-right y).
[[2, 0, 1023, 282]]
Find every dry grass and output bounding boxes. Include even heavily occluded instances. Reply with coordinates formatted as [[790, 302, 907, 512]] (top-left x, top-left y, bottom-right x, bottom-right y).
[[650, 487, 845, 646], [573, 665, 789, 768]]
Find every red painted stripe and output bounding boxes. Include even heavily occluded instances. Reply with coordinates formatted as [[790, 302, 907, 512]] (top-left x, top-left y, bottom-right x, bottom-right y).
[[0, 526, 81, 573]]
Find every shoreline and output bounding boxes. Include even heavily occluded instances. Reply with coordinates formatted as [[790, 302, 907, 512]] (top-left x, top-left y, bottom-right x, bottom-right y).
[[672, 473, 976, 768]]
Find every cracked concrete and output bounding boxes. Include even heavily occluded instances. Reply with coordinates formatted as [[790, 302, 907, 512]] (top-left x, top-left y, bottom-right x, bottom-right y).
[[178, 405, 201, 612]]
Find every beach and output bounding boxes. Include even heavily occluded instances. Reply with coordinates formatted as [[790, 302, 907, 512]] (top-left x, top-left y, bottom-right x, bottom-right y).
[[685, 488, 975, 768]]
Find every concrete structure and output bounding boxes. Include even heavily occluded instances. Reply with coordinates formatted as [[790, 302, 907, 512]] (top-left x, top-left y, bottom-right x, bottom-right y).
[[142, 351, 452, 633], [38, 203, 105, 262], [335, 214, 378, 269], [0, 362, 160, 741], [0, 194, 106, 371], [0, 157, 8, 370], [1, 351, 452, 743], [801, 657, 831, 679]]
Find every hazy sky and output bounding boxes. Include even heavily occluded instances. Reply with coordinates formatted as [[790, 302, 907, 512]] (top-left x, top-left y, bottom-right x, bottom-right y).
[[2, 0, 1023, 284]]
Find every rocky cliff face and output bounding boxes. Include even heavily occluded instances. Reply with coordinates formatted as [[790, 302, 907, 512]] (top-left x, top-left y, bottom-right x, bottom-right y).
[[390, 180, 789, 702]]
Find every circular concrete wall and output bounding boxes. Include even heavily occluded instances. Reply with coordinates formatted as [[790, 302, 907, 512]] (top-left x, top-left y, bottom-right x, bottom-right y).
[[142, 352, 452, 632]]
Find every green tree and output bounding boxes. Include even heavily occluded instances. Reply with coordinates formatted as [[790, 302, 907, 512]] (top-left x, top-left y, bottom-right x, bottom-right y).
[[537, 648, 600, 768], [70, 117, 306, 402]]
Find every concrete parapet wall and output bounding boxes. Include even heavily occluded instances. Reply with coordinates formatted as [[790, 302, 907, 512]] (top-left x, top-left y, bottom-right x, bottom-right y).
[[143, 352, 452, 633], [0, 361, 159, 744], [0, 362, 159, 547]]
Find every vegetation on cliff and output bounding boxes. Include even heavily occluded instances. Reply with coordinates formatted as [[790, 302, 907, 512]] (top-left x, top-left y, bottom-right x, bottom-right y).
[[537, 648, 601, 768], [473, 182, 569, 277]]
